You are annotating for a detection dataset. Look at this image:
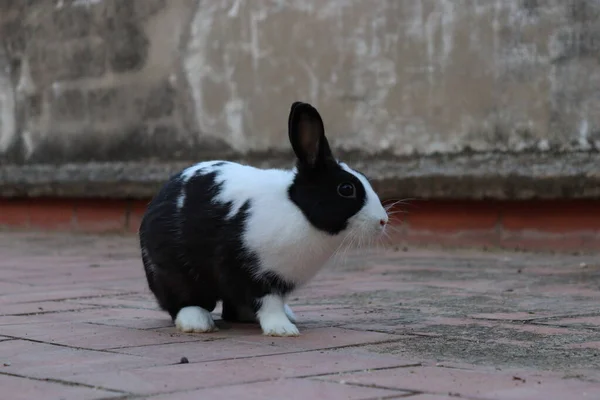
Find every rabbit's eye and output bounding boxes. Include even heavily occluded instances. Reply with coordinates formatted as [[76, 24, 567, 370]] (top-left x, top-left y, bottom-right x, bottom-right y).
[[337, 183, 356, 198]]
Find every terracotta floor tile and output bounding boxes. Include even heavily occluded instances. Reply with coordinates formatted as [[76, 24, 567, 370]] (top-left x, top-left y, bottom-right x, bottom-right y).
[[68, 350, 414, 394], [150, 378, 407, 400], [1, 232, 599, 398]]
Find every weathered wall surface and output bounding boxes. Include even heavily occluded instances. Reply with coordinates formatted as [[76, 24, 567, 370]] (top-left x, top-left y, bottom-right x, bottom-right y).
[[0, 0, 599, 199]]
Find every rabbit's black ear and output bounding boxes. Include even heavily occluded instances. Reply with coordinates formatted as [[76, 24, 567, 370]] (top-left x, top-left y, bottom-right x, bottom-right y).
[[288, 102, 333, 170], [288, 102, 304, 129]]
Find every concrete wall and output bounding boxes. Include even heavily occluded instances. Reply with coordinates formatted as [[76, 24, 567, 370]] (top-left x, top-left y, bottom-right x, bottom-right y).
[[0, 0, 599, 199]]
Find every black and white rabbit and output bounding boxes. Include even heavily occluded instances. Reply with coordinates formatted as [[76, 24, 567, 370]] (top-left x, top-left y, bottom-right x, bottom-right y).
[[139, 102, 389, 336]]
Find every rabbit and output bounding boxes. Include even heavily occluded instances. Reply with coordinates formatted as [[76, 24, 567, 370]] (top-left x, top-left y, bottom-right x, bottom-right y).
[[139, 101, 389, 337]]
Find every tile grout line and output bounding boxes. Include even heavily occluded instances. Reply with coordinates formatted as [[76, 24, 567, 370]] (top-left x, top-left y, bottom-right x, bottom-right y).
[[313, 379, 491, 400], [360, 394, 416, 400], [102, 338, 228, 351], [308, 378, 422, 394], [6, 291, 141, 304], [2, 306, 103, 317], [0, 370, 131, 395], [293, 363, 424, 380], [93, 365, 424, 400], [103, 336, 415, 357], [0, 335, 162, 358], [470, 311, 600, 324]]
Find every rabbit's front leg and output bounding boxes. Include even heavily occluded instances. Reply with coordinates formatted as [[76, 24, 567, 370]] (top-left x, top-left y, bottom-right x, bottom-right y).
[[257, 294, 299, 337]]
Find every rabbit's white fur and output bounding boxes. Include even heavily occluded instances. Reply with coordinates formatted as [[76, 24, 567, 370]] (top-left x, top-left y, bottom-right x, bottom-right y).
[[175, 306, 217, 333]]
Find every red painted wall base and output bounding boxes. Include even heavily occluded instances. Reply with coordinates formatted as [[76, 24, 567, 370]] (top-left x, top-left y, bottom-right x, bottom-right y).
[[1, 198, 599, 252]]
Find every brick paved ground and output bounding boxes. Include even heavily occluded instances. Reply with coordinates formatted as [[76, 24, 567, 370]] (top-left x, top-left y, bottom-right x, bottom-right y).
[[0, 233, 599, 399]]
